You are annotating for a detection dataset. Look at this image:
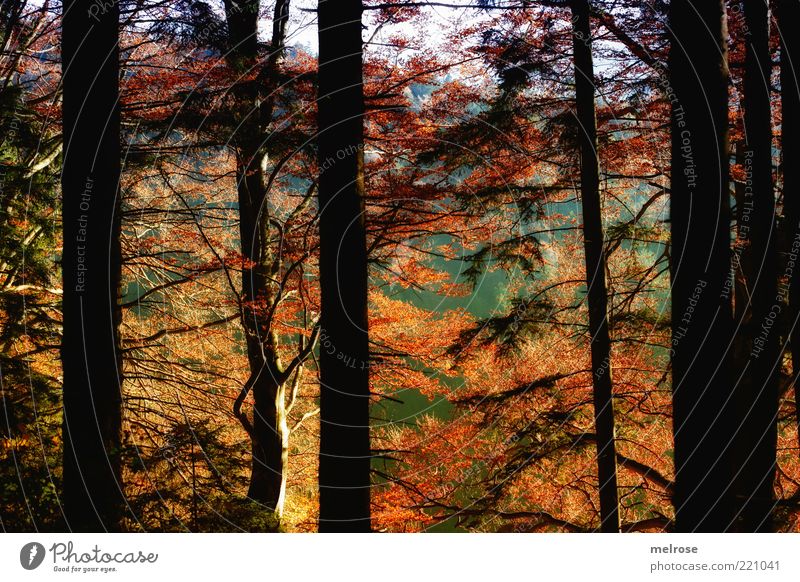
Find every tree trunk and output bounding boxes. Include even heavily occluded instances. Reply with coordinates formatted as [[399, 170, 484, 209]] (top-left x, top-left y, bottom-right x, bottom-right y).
[[570, 0, 620, 534], [224, 0, 293, 520], [317, 0, 372, 532], [668, 0, 736, 532], [731, 0, 778, 532], [246, 361, 288, 514], [61, 0, 124, 531], [778, 0, 800, 463]]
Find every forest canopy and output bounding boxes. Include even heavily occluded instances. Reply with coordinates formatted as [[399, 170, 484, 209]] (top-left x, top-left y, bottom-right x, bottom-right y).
[[1, 0, 799, 534]]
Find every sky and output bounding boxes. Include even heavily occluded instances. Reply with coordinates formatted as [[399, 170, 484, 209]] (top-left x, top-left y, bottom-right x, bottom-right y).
[[283, 0, 489, 56]]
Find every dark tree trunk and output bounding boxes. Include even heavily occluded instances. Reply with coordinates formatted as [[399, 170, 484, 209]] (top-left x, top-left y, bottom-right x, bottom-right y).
[[61, 0, 124, 531], [570, 0, 620, 534], [734, 139, 751, 361], [778, 0, 800, 461], [731, 0, 778, 532], [224, 0, 294, 520], [668, 0, 736, 532], [317, 0, 371, 532]]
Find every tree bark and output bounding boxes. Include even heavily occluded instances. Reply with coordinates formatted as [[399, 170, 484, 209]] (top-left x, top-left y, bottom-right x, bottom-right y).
[[317, 0, 372, 532], [61, 0, 124, 531], [778, 0, 800, 463], [668, 0, 736, 532], [570, 0, 620, 534], [731, 0, 778, 532]]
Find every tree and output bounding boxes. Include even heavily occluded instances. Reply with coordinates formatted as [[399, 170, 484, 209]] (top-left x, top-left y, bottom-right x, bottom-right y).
[[317, 0, 372, 532], [369, 3, 673, 533], [0, 2, 63, 531], [61, 0, 125, 531], [731, 0, 778, 532], [668, 0, 735, 532], [778, 0, 800, 456], [222, 0, 319, 521], [570, 0, 620, 533]]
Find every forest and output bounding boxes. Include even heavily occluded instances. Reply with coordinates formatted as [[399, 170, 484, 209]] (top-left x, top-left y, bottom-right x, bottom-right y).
[[1, 0, 799, 533]]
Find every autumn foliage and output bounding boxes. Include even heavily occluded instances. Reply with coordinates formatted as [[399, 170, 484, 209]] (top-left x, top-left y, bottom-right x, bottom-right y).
[[1, 0, 800, 533]]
